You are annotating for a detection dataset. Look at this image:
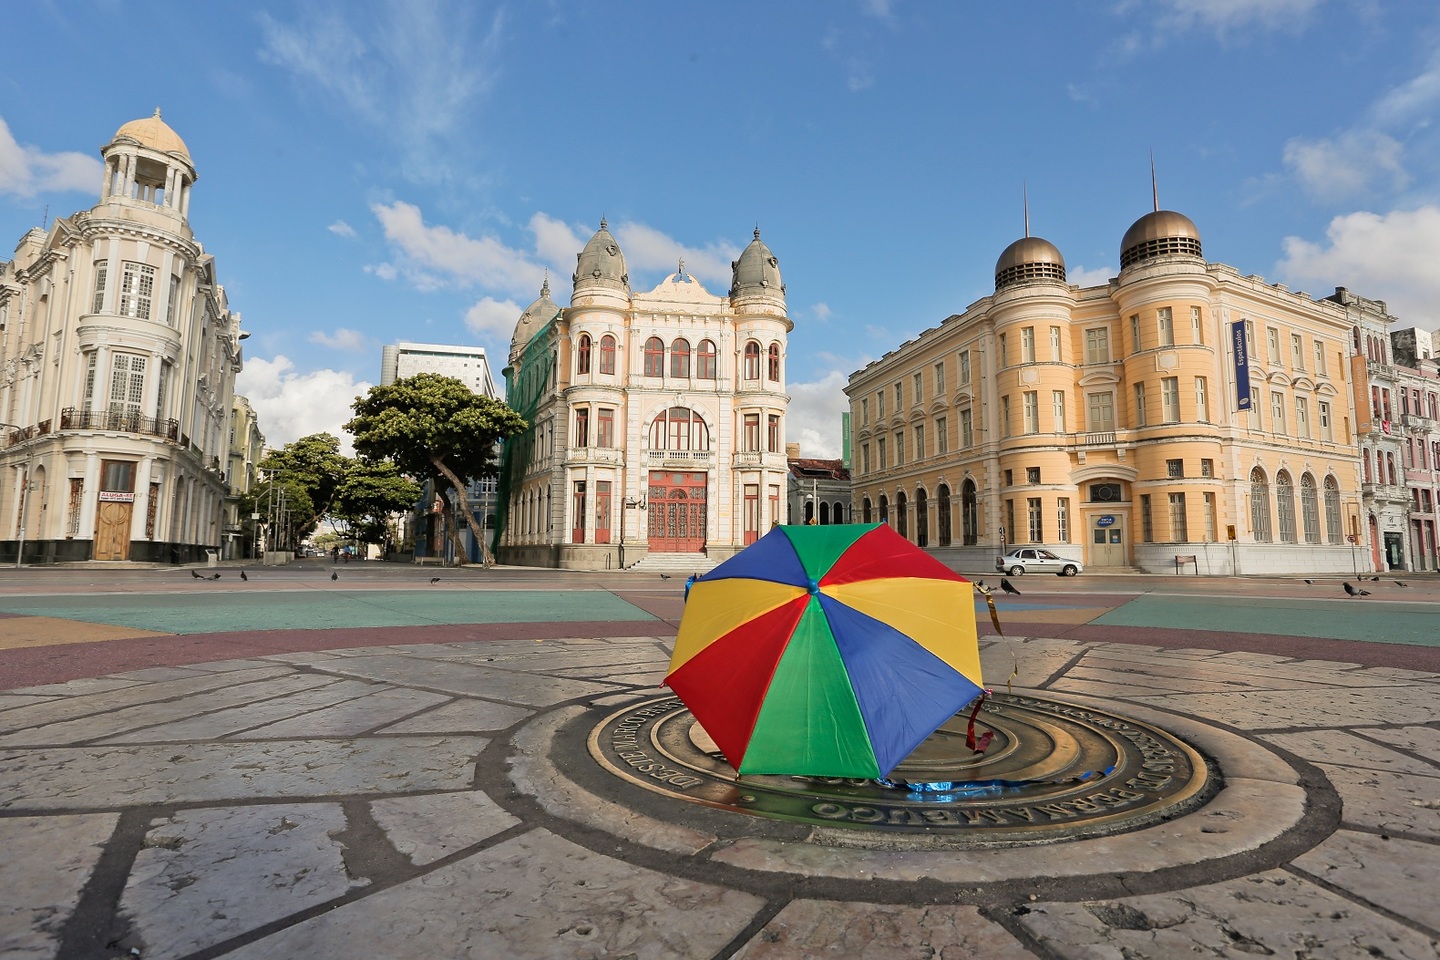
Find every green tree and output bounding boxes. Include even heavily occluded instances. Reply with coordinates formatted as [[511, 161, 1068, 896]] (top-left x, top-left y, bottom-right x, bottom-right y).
[[255, 433, 348, 544], [332, 459, 423, 556], [238, 475, 316, 553], [346, 374, 527, 566]]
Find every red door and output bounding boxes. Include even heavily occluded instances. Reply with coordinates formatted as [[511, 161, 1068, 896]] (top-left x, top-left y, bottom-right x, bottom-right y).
[[647, 471, 707, 552]]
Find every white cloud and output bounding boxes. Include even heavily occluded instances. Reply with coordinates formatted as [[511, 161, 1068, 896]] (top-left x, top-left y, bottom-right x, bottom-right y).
[[610, 221, 741, 291], [1276, 205, 1440, 323], [308, 327, 371, 351], [328, 220, 356, 238], [371, 200, 546, 295], [235, 355, 372, 455], [787, 370, 851, 460], [464, 296, 523, 341], [1282, 131, 1408, 202], [258, 2, 503, 178], [1118, 0, 1323, 39], [1369, 55, 1440, 128], [0, 116, 103, 198], [1067, 264, 1114, 287], [811, 302, 833, 322]]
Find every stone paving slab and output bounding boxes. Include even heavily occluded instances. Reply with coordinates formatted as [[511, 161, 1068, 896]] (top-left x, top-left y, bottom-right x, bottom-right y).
[[2, 599, 1439, 958], [0, 812, 117, 960], [221, 829, 768, 960]]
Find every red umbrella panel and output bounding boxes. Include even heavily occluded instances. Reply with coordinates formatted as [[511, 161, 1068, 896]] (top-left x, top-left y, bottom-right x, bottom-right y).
[[664, 523, 983, 778]]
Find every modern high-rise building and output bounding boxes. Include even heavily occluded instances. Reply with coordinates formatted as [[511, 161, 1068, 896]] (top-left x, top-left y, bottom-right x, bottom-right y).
[[0, 111, 245, 564], [846, 205, 1369, 576], [499, 222, 791, 570], [380, 341, 497, 397]]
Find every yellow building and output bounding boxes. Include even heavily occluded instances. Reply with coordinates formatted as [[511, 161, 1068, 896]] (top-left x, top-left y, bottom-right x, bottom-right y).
[[846, 208, 1367, 575]]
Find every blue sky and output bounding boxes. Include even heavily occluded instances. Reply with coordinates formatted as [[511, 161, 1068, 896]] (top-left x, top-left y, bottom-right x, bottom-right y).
[[4, 0, 1440, 458]]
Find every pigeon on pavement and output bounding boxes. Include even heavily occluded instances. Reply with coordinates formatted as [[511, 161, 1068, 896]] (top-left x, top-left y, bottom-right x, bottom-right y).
[[210, 573, 221, 580], [1000, 578, 1021, 596], [240, 570, 248, 581], [190, 569, 203, 579], [660, 574, 672, 580], [331, 571, 339, 581], [1394, 580, 1409, 587], [1303, 579, 1314, 584], [430, 577, 441, 584], [1343, 581, 1370, 597]]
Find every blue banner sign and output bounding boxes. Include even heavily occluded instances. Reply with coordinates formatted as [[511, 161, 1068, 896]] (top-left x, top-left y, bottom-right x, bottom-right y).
[[1097, 515, 1116, 528], [1232, 320, 1251, 411]]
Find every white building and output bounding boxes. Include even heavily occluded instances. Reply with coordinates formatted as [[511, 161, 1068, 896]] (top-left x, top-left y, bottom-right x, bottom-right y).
[[499, 222, 791, 570], [0, 111, 243, 564], [380, 341, 497, 397]]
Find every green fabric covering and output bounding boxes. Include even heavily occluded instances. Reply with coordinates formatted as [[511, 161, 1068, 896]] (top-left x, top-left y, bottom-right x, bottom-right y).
[[739, 596, 878, 776], [779, 523, 879, 583]]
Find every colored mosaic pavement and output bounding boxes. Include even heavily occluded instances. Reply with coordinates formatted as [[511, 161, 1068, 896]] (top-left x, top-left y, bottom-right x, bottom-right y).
[[0, 565, 1437, 958]]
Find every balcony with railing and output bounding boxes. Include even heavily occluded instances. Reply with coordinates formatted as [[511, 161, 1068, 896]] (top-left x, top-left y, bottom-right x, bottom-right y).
[[646, 449, 714, 467], [2, 419, 52, 448], [60, 407, 180, 442]]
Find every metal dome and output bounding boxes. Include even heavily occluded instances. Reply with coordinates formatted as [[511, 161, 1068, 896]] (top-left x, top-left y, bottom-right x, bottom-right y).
[[572, 219, 629, 291], [510, 277, 561, 358], [730, 228, 784, 300], [1120, 210, 1202, 268], [995, 236, 1067, 289]]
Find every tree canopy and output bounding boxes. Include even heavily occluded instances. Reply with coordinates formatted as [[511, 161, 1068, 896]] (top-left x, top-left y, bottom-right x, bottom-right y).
[[331, 459, 423, 555], [346, 373, 527, 565]]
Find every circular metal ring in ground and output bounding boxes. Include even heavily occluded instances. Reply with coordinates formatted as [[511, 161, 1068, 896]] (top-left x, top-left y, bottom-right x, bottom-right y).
[[589, 693, 1216, 847]]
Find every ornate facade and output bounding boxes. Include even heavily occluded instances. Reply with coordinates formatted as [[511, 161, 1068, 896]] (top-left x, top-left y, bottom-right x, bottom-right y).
[[499, 223, 791, 570], [847, 207, 1370, 576], [0, 111, 243, 564]]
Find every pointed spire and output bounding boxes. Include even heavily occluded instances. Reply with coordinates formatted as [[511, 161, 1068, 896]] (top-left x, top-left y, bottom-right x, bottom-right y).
[[1023, 182, 1030, 238], [599, 215, 607, 230], [153, 107, 163, 120], [540, 270, 550, 298], [754, 225, 761, 240], [1150, 150, 1159, 212]]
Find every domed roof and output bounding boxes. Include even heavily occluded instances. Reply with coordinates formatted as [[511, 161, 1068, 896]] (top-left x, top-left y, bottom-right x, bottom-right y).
[[1120, 210, 1202, 268], [572, 218, 628, 291], [511, 277, 561, 358], [995, 236, 1066, 289], [113, 108, 190, 160], [730, 228, 784, 300]]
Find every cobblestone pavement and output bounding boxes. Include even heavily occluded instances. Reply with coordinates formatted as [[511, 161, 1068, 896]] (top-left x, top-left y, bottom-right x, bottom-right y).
[[1, 564, 1437, 958]]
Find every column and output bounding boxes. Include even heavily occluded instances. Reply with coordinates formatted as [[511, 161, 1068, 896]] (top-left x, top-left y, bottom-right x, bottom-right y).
[[131, 457, 155, 542], [78, 454, 101, 542]]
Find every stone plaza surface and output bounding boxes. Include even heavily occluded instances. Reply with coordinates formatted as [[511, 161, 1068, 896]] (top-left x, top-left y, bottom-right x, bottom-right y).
[[0, 572, 1438, 958]]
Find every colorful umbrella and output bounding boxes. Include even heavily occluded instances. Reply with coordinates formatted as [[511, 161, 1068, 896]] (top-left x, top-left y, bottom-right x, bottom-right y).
[[664, 523, 983, 778]]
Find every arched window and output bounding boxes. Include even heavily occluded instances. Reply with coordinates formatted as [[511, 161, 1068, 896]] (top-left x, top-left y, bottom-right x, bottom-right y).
[[962, 479, 978, 545], [1324, 476, 1342, 543], [697, 340, 717, 379], [832, 500, 845, 523], [862, 497, 872, 523], [1250, 468, 1272, 543], [1300, 473, 1321, 544], [878, 494, 889, 524], [767, 342, 781, 382], [576, 334, 592, 375], [644, 337, 665, 377], [915, 488, 928, 547], [1386, 452, 1397, 485], [670, 338, 691, 378], [649, 407, 709, 451], [743, 341, 761, 380], [599, 335, 616, 375], [937, 484, 952, 546], [819, 501, 830, 525], [1276, 470, 1297, 543], [896, 491, 909, 539], [1363, 451, 1373, 484]]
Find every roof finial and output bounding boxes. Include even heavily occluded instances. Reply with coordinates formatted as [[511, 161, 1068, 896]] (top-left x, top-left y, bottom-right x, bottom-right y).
[[1150, 150, 1159, 213], [599, 215, 607, 230], [1023, 181, 1030, 238], [677, 257, 685, 277], [540, 269, 550, 298], [154, 107, 163, 120]]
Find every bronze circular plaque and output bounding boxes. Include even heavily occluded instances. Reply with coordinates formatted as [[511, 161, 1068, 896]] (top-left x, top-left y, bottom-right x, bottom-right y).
[[588, 693, 1215, 846]]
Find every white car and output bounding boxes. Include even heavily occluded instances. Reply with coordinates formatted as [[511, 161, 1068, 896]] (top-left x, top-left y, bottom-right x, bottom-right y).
[[995, 548, 1083, 577]]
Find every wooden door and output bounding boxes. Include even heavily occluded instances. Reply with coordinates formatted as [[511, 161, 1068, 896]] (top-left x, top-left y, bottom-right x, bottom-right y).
[[95, 502, 133, 561]]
